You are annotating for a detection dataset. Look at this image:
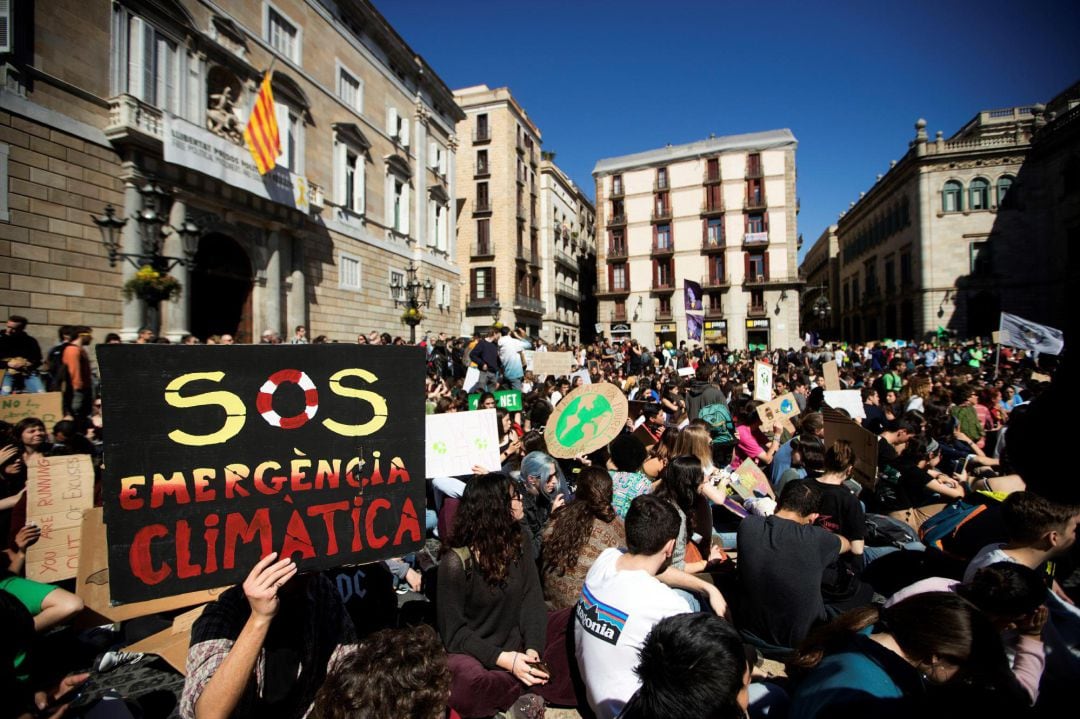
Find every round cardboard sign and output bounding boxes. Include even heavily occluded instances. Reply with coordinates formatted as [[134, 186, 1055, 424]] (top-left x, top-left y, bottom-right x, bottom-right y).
[[544, 382, 628, 459]]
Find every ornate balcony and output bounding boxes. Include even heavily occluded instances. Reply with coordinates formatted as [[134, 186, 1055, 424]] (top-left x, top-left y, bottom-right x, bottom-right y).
[[702, 274, 732, 290], [650, 206, 672, 223], [607, 243, 628, 261], [704, 304, 725, 319], [743, 232, 769, 247], [701, 236, 725, 254], [555, 283, 581, 301], [105, 94, 164, 149], [514, 295, 545, 315], [471, 241, 495, 259], [608, 213, 627, 226], [700, 200, 725, 217], [554, 245, 578, 268], [651, 240, 674, 257], [744, 195, 767, 211], [747, 302, 768, 317], [610, 183, 625, 199]]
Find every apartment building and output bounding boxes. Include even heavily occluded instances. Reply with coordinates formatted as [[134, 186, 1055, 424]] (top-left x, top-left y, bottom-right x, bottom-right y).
[[539, 153, 595, 346], [0, 0, 464, 345], [821, 83, 1078, 342], [453, 85, 544, 337], [799, 224, 839, 338], [592, 130, 801, 350]]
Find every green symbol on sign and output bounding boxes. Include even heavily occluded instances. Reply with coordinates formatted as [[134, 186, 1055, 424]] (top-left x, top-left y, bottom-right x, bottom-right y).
[[554, 394, 614, 449], [474, 437, 489, 450], [432, 441, 448, 455]]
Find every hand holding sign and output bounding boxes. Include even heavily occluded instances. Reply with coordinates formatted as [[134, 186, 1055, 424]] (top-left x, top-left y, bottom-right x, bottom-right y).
[[243, 552, 297, 621]]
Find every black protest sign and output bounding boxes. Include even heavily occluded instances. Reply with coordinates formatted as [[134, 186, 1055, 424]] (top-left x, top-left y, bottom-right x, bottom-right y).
[[98, 345, 425, 603]]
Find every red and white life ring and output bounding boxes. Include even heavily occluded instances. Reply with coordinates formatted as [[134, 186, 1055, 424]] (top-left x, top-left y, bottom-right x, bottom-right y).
[[256, 369, 319, 429]]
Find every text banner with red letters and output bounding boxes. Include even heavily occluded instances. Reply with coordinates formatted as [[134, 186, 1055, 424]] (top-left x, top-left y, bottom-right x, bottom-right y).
[[98, 345, 425, 603]]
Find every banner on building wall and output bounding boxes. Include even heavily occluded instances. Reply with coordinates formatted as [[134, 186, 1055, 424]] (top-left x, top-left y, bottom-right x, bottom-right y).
[[684, 279, 703, 311], [98, 345, 426, 603], [687, 313, 703, 341], [164, 115, 310, 213]]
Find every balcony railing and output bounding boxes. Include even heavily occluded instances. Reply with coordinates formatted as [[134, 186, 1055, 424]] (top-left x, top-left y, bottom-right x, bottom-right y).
[[702, 274, 732, 289], [650, 206, 672, 222], [516, 244, 532, 263], [607, 243, 628, 260], [554, 245, 577, 267], [516, 135, 526, 154], [471, 241, 495, 258], [598, 283, 631, 297], [744, 273, 770, 285], [653, 178, 670, 191], [746, 161, 763, 178], [655, 308, 673, 321], [608, 213, 627, 226], [474, 165, 490, 178], [474, 199, 491, 214], [652, 279, 675, 292], [701, 236, 725, 253], [700, 200, 725, 216], [703, 169, 722, 184], [744, 195, 767, 210], [555, 283, 581, 301], [651, 241, 674, 256], [610, 183, 625, 198], [105, 94, 164, 146], [743, 232, 769, 246], [473, 127, 491, 143], [529, 246, 542, 268], [514, 295, 545, 314], [704, 305, 724, 318], [610, 309, 628, 322], [466, 295, 499, 311], [747, 302, 768, 317]]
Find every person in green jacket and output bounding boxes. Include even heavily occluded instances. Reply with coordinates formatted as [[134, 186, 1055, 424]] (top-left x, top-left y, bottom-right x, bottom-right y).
[[950, 383, 984, 445]]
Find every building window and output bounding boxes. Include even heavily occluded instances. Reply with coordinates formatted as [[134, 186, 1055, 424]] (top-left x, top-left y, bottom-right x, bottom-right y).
[[746, 213, 765, 233], [337, 65, 362, 112], [393, 180, 405, 232], [476, 181, 489, 211], [656, 167, 668, 190], [942, 180, 963, 212], [477, 219, 491, 253], [614, 299, 627, 320], [851, 276, 859, 301], [339, 252, 361, 291], [654, 258, 673, 287], [610, 229, 626, 255], [612, 174, 623, 195], [706, 157, 720, 182], [655, 223, 672, 249], [388, 268, 405, 300], [996, 175, 1014, 207], [273, 102, 302, 172], [429, 142, 447, 176], [475, 113, 489, 141], [970, 241, 992, 275], [476, 149, 489, 175], [333, 132, 365, 214], [611, 263, 628, 290], [706, 217, 723, 246], [884, 257, 895, 294], [750, 289, 765, 310], [386, 106, 410, 146], [658, 295, 672, 317], [113, 8, 183, 114], [709, 256, 725, 283], [472, 267, 495, 299], [265, 4, 300, 64], [655, 192, 669, 215], [900, 251, 912, 286], [969, 178, 990, 210], [843, 282, 850, 309], [746, 252, 766, 281], [747, 152, 762, 176]]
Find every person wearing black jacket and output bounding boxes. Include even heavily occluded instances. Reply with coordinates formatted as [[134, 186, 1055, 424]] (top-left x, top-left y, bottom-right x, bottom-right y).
[[685, 365, 726, 421], [469, 329, 501, 392]]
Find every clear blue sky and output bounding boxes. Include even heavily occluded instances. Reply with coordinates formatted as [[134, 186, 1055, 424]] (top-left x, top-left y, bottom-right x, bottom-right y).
[[378, 0, 1080, 263]]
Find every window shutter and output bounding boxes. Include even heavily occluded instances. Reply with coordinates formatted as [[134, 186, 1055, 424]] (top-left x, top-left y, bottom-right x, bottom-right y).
[[470, 269, 477, 299], [744, 252, 750, 280], [764, 253, 771, 281], [387, 107, 398, 137], [439, 150, 448, 177], [333, 140, 346, 206], [356, 153, 366, 214], [274, 102, 290, 166], [608, 264, 613, 290], [127, 16, 146, 99], [399, 183, 410, 234], [0, 0, 11, 54], [743, 212, 749, 233], [702, 219, 707, 244], [429, 141, 437, 169], [764, 211, 769, 232], [400, 115, 410, 147]]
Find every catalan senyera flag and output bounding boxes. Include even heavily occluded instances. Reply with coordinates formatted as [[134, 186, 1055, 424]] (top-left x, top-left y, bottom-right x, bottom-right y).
[[244, 72, 281, 175]]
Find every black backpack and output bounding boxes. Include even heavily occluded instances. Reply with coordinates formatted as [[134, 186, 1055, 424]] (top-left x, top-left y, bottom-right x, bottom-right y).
[[45, 342, 69, 391]]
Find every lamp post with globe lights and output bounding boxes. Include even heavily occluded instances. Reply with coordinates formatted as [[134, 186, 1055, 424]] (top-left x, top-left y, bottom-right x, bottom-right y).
[[390, 261, 435, 344]]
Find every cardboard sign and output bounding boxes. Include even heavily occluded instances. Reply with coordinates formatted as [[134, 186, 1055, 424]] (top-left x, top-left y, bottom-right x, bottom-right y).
[[97, 345, 426, 603], [544, 383, 628, 459], [571, 368, 592, 386], [753, 361, 773, 402], [756, 392, 800, 433], [532, 351, 574, 377], [627, 400, 652, 421], [76, 508, 224, 623], [26, 455, 94, 582], [426, 409, 500, 478], [823, 390, 866, 419], [1030, 372, 1051, 383], [730, 459, 775, 499], [823, 407, 878, 492], [0, 391, 64, 426], [822, 361, 840, 391], [467, 390, 523, 412], [992, 330, 1001, 344]]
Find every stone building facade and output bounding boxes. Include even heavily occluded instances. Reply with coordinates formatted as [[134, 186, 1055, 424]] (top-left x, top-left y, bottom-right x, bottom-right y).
[[592, 130, 802, 350], [823, 84, 1078, 343], [453, 85, 544, 337], [539, 153, 595, 347], [799, 224, 839, 338], [0, 0, 464, 348]]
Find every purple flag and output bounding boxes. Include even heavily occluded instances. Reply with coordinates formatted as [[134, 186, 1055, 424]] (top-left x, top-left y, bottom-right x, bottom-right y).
[[684, 279, 702, 311], [687, 313, 703, 341]]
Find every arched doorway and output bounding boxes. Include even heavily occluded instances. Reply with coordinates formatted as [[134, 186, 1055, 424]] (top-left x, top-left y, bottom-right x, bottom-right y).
[[191, 234, 253, 342]]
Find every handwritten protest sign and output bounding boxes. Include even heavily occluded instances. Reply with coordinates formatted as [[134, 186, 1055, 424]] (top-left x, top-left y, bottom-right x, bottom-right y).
[[0, 391, 64, 426], [753, 361, 773, 402], [730, 459, 775, 499], [426, 409, 500, 478], [98, 345, 426, 603], [467, 390, 522, 412], [532, 351, 574, 377], [545, 383, 628, 459], [822, 361, 840, 391], [756, 392, 800, 433], [26, 454, 94, 582]]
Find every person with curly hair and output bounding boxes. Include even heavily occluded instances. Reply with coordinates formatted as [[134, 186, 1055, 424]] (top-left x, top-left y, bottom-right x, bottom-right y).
[[541, 466, 626, 609], [436, 473, 568, 718], [311, 624, 450, 719]]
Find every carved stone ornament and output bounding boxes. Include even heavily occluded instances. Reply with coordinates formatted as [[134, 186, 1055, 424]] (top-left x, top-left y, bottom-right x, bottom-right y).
[[926, 156, 1025, 172], [207, 87, 244, 144]]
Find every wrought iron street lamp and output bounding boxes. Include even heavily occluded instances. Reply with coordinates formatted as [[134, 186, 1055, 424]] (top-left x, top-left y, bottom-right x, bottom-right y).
[[490, 297, 502, 328], [390, 261, 435, 344]]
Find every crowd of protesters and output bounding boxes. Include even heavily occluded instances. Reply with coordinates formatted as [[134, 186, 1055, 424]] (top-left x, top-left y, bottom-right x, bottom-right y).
[[1, 311, 1075, 719]]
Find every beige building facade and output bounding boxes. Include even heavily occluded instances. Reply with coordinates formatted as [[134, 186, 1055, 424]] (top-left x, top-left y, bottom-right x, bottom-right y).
[[0, 0, 464, 348], [453, 85, 544, 337], [539, 154, 595, 346], [799, 224, 839, 338], [825, 89, 1078, 342], [592, 131, 802, 350]]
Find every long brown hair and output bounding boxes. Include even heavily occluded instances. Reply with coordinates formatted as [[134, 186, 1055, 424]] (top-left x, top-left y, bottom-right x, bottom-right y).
[[542, 466, 617, 577], [451, 473, 522, 586]]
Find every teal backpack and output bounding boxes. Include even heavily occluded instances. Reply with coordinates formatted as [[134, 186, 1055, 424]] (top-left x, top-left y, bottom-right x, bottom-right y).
[[698, 403, 735, 446]]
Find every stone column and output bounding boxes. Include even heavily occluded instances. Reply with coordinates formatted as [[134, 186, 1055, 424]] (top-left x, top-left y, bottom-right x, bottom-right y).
[[413, 103, 428, 248], [284, 234, 306, 335], [162, 198, 191, 341], [263, 228, 282, 339], [119, 179, 144, 340]]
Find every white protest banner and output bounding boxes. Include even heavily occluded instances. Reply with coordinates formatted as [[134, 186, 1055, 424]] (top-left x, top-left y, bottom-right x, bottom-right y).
[[532, 351, 574, 377], [426, 409, 500, 478], [999, 312, 1065, 355], [753, 361, 773, 402], [677, 366, 695, 377], [824, 390, 866, 419], [26, 454, 95, 582]]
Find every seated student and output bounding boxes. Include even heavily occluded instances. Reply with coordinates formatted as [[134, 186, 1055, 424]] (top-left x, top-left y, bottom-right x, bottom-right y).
[[885, 437, 966, 531], [886, 562, 1049, 705], [735, 480, 852, 653], [181, 554, 356, 719], [963, 491, 1080, 697], [619, 613, 751, 719], [311, 624, 450, 719], [574, 495, 725, 719], [607, 434, 651, 519], [0, 524, 83, 635]]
